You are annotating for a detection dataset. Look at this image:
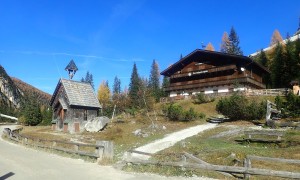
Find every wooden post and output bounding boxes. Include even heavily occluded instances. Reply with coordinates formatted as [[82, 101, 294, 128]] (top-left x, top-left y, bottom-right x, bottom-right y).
[[22, 137, 28, 145], [74, 122, 80, 133], [52, 141, 57, 147], [74, 144, 79, 152], [244, 158, 251, 179], [96, 141, 114, 161], [277, 135, 281, 141], [181, 154, 187, 164]]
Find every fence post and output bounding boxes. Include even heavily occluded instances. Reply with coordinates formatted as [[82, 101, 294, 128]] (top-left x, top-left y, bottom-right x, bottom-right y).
[[52, 141, 57, 147], [96, 141, 114, 161], [22, 137, 28, 145], [244, 157, 251, 179], [74, 144, 79, 152]]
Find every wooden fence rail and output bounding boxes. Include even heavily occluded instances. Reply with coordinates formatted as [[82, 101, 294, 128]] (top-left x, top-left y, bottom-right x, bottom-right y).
[[244, 130, 285, 140], [3, 128, 113, 161], [125, 150, 300, 179]]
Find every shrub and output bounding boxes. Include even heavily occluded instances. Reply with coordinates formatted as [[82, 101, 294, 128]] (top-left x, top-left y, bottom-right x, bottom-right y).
[[167, 104, 184, 121], [164, 104, 205, 121], [183, 108, 198, 121], [216, 93, 265, 120], [285, 93, 300, 117]]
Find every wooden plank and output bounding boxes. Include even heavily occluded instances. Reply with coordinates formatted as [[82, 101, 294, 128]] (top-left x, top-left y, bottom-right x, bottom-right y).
[[183, 152, 209, 165], [184, 152, 234, 178], [13, 132, 102, 158], [247, 155, 300, 164], [244, 131, 284, 136], [236, 139, 282, 143], [126, 159, 300, 179], [128, 150, 153, 156], [52, 146, 99, 158]]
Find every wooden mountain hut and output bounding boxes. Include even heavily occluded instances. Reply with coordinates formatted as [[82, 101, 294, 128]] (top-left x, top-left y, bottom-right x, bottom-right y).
[[161, 49, 270, 97]]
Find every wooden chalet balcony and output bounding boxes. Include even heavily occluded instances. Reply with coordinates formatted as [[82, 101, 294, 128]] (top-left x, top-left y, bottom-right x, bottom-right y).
[[164, 77, 266, 92], [171, 64, 237, 79]]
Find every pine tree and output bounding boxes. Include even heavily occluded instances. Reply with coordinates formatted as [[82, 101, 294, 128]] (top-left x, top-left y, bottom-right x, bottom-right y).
[[227, 26, 243, 55], [285, 38, 299, 84], [128, 63, 140, 108], [257, 50, 271, 87], [294, 37, 300, 75], [148, 60, 161, 101], [205, 42, 215, 51], [24, 101, 42, 126], [113, 76, 121, 95], [258, 49, 269, 67], [161, 76, 170, 97], [82, 71, 94, 90], [220, 32, 230, 53], [270, 29, 283, 46], [271, 43, 285, 88]]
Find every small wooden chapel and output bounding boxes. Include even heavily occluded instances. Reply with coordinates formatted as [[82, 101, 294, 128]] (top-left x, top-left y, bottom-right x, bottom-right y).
[[49, 60, 101, 133]]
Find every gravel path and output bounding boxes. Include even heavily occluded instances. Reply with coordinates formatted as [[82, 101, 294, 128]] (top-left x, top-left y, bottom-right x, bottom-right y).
[[0, 125, 214, 180], [129, 123, 217, 160]]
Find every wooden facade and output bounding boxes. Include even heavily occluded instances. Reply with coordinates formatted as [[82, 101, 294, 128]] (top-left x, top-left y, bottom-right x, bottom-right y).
[[161, 49, 270, 97], [50, 79, 101, 133]]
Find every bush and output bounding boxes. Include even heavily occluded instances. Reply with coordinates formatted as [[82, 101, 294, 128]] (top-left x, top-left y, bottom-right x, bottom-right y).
[[164, 104, 205, 121], [285, 93, 300, 117], [193, 93, 215, 104], [167, 104, 184, 121], [216, 93, 265, 120]]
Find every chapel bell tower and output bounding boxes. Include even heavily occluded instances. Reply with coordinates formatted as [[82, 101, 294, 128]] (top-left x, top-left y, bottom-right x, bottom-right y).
[[65, 60, 78, 79]]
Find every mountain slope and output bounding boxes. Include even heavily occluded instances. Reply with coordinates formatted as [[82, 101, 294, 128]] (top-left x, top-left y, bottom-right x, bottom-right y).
[[0, 65, 22, 110], [11, 77, 51, 107]]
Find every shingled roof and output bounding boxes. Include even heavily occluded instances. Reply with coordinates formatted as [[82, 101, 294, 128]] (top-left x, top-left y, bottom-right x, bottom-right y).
[[50, 79, 101, 109], [65, 60, 78, 71]]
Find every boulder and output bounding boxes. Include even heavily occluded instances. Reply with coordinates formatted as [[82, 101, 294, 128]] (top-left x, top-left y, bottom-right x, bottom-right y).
[[85, 116, 110, 132]]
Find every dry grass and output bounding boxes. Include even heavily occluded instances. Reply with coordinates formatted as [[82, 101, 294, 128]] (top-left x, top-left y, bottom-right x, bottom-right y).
[[18, 103, 210, 162]]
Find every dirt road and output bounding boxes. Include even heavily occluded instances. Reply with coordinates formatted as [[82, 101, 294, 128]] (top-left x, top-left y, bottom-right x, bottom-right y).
[[0, 125, 213, 180], [130, 123, 217, 160]]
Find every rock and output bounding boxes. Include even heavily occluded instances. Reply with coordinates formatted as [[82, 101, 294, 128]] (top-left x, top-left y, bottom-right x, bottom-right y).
[[142, 133, 149, 138], [162, 125, 166, 130], [85, 116, 110, 132], [133, 129, 142, 136]]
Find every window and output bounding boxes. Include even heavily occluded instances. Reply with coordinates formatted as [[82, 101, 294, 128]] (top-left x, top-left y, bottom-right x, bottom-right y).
[[84, 110, 87, 121]]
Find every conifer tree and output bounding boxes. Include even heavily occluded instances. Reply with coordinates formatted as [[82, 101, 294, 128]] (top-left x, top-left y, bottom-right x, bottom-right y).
[[257, 49, 271, 87], [82, 71, 94, 90], [23, 101, 42, 126], [270, 29, 283, 46], [148, 60, 161, 101], [227, 27, 243, 55], [271, 43, 285, 88], [128, 63, 140, 108], [161, 76, 170, 97], [294, 37, 300, 71], [205, 42, 215, 51], [113, 76, 121, 95], [258, 49, 269, 68], [285, 38, 299, 84], [220, 32, 230, 53]]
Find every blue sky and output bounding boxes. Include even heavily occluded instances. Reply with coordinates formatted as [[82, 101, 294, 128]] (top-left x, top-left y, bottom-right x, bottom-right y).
[[0, 0, 299, 94]]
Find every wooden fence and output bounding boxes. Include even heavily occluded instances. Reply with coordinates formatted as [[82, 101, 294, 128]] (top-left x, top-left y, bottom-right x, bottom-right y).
[[124, 150, 300, 179], [234, 130, 286, 144], [3, 127, 113, 161], [160, 88, 290, 102], [245, 88, 289, 96]]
